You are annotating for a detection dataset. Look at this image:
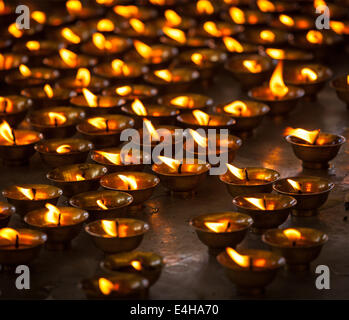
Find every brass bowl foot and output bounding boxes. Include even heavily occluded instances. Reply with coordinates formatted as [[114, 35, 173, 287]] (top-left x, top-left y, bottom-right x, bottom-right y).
[[302, 161, 329, 169], [285, 263, 310, 272], [292, 209, 318, 217], [236, 286, 265, 296]]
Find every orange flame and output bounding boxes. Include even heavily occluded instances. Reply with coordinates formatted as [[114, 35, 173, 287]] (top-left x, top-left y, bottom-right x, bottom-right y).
[[111, 59, 131, 76], [226, 247, 250, 267], [257, 0, 275, 12], [163, 26, 186, 44], [347, 75, 349, 86], [158, 156, 181, 171], [0, 120, 15, 144], [243, 60, 262, 73], [26, 40, 40, 51], [131, 260, 142, 270], [8, 23, 23, 38], [59, 48, 78, 68], [154, 69, 172, 82], [144, 119, 160, 140], [204, 220, 230, 232], [76, 68, 91, 87], [197, 0, 214, 14], [61, 27, 81, 44], [0, 0, 4, 12], [115, 86, 132, 96], [287, 179, 302, 192], [92, 33, 112, 50], [88, 117, 107, 130], [129, 18, 145, 33], [0, 54, 14, 70], [269, 61, 288, 98], [203, 21, 222, 37], [134, 40, 152, 59], [260, 30, 275, 42], [283, 228, 302, 241], [75, 173, 85, 181], [191, 53, 204, 66], [131, 99, 147, 116], [229, 7, 245, 24], [244, 197, 268, 210], [97, 19, 115, 32], [330, 21, 346, 34], [170, 96, 194, 108], [113, 5, 138, 18], [164, 9, 182, 26], [98, 278, 120, 295], [265, 48, 285, 59], [83, 88, 99, 107], [118, 174, 138, 190], [96, 151, 122, 165], [16, 187, 35, 200], [223, 100, 250, 116], [284, 127, 320, 144], [279, 14, 294, 27], [0, 228, 19, 243], [314, 0, 327, 8], [189, 129, 207, 148], [48, 112, 66, 126], [0, 97, 13, 113], [96, 199, 109, 210], [56, 144, 72, 154], [19, 64, 32, 77], [226, 163, 246, 180], [223, 37, 244, 53], [44, 203, 60, 225], [66, 0, 82, 14], [306, 30, 323, 44], [300, 67, 318, 81], [193, 110, 210, 125], [31, 11, 46, 24], [44, 84, 54, 98]]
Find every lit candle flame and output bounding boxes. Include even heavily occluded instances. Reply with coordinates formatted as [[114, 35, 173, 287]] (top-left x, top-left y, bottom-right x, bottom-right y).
[[96, 199, 108, 210], [143, 119, 160, 140], [223, 36, 244, 53], [26, 40, 40, 51], [265, 48, 285, 60], [229, 7, 245, 24], [31, 11, 46, 24], [113, 5, 139, 18], [97, 19, 115, 32], [0, 0, 4, 12], [98, 278, 119, 295], [189, 129, 207, 148], [243, 60, 262, 73], [19, 64, 32, 77], [111, 59, 131, 76], [82, 88, 99, 107], [306, 30, 323, 44], [203, 21, 222, 37], [48, 112, 67, 126], [129, 18, 145, 33], [204, 220, 230, 233], [162, 26, 186, 44], [66, 0, 82, 14], [260, 30, 275, 42], [0, 120, 15, 144], [0, 97, 13, 113], [131, 99, 147, 116], [61, 27, 81, 44], [59, 48, 78, 67], [279, 14, 294, 27], [223, 101, 250, 116], [75, 68, 91, 87], [244, 197, 267, 210], [16, 187, 35, 200], [284, 127, 320, 144], [191, 53, 204, 65], [193, 110, 210, 126], [158, 156, 181, 171], [269, 61, 289, 98], [226, 247, 250, 267], [130, 260, 142, 270], [330, 21, 345, 34], [118, 174, 138, 190], [44, 84, 54, 98], [88, 117, 107, 130], [44, 203, 61, 225], [300, 67, 318, 81], [0, 228, 19, 244], [154, 69, 172, 82], [257, 0, 275, 12], [0, 54, 14, 70], [75, 173, 85, 181], [164, 9, 182, 26], [96, 151, 122, 165], [134, 40, 152, 59], [287, 179, 302, 192], [92, 33, 112, 50], [196, 0, 214, 14], [56, 144, 72, 154], [226, 163, 247, 180]]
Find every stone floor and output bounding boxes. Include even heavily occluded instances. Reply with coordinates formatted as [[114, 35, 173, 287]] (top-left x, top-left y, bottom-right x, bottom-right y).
[[1, 53, 349, 300]]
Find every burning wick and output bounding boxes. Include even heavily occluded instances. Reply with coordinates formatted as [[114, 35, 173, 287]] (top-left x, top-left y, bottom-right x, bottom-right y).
[[287, 179, 303, 194], [158, 156, 183, 174], [15, 234, 19, 249], [283, 228, 302, 247]]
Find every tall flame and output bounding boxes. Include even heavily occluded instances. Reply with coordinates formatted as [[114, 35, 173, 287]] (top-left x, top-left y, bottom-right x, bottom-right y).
[[170, 96, 194, 108], [61, 27, 81, 44], [45, 203, 60, 225], [31, 11, 46, 24], [131, 99, 147, 116], [76, 68, 91, 87], [48, 112, 67, 126], [96, 199, 109, 210], [284, 127, 320, 144], [300, 67, 318, 81], [189, 129, 207, 148], [113, 5, 139, 18], [226, 163, 247, 180], [283, 228, 302, 241], [162, 26, 186, 44], [229, 7, 245, 24], [196, 0, 214, 14], [44, 84, 54, 98], [287, 179, 302, 192], [143, 119, 160, 140], [59, 48, 78, 68], [243, 60, 262, 73], [98, 278, 119, 295], [223, 101, 250, 116], [134, 40, 152, 59], [83, 88, 99, 107], [66, 0, 82, 14], [223, 37, 243, 53], [226, 247, 250, 267], [164, 9, 182, 26], [193, 110, 210, 126], [269, 61, 288, 98], [97, 19, 115, 32], [158, 156, 181, 171], [0, 120, 15, 144], [118, 175, 138, 190], [19, 64, 32, 77], [92, 33, 112, 50], [16, 187, 35, 200]]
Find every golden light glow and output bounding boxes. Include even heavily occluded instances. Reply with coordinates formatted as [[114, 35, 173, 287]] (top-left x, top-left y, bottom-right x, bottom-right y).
[[226, 247, 250, 267], [265, 48, 285, 59], [203, 21, 222, 37], [131, 260, 142, 270], [300, 67, 318, 82], [226, 163, 246, 180], [19, 64, 32, 77], [26, 40, 40, 51], [116, 86, 132, 96], [164, 9, 182, 26], [158, 156, 181, 171], [154, 69, 172, 82], [314, 0, 326, 8], [347, 75, 349, 86], [8, 23, 23, 38], [193, 110, 210, 126], [31, 11, 46, 24], [283, 228, 302, 241], [260, 30, 275, 42], [82, 88, 99, 107], [269, 61, 288, 98], [279, 14, 294, 27], [191, 53, 204, 65], [96, 199, 108, 210], [162, 26, 186, 44], [88, 117, 107, 130], [306, 30, 323, 44], [170, 96, 195, 108], [96, 151, 122, 164], [0, 97, 13, 113], [223, 100, 250, 116], [56, 144, 72, 154], [0, 54, 14, 70], [204, 220, 230, 233], [97, 19, 115, 32], [143, 119, 160, 140], [92, 33, 112, 50], [243, 60, 262, 73], [0, 228, 19, 243], [111, 59, 131, 76], [150, 0, 165, 4], [129, 18, 145, 33], [118, 174, 138, 190], [189, 129, 207, 148], [48, 112, 66, 126], [257, 0, 275, 12], [59, 48, 78, 68], [44, 203, 60, 225], [284, 127, 320, 144], [229, 7, 245, 24], [134, 40, 152, 59], [16, 187, 35, 200], [44, 84, 54, 98], [61, 27, 81, 44], [196, 0, 214, 14], [113, 5, 139, 18], [330, 21, 346, 34], [75, 173, 85, 181], [0, 120, 15, 144], [131, 99, 147, 116], [98, 278, 119, 295], [0, 0, 4, 12], [287, 179, 302, 192], [223, 37, 244, 53], [75, 68, 91, 87], [66, 0, 82, 14], [244, 197, 267, 210]]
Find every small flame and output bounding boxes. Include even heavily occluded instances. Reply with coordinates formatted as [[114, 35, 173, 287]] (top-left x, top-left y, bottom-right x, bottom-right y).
[[31, 11, 46, 24], [116, 86, 132, 96], [164, 9, 182, 26], [158, 156, 181, 171], [16, 187, 35, 200], [227, 163, 246, 180], [347, 75, 349, 85], [61, 27, 81, 44], [223, 100, 250, 116], [260, 30, 275, 42], [279, 14, 294, 27], [92, 33, 112, 50], [44, 203, 60, 225], [83, 88, 99, 107], [314, 0, 327, 8], [0, 0, 4, 11], [26, 40, 40, 51], [48, 112, 67, 126], [269, 61, 289, 98], [243, 60, 262, 73], [265, 48, 285, 59], [223, 37, 243, 53], [113, 5, 138, 18], [118, 174, 138, 190], [131, 260, 142, 270], [44, 84, 54, 98], [191, 53, 204, 65], [154, 69, 172, 82], [111, 59, 131, 76], [0, 120, 15, 144], [284, 127, 320, 144], [143, 119, 160, 140], [300, 67, 318, 81], [283, 228, 302, 241], [75, 68, 91, 87], [96, 199, 108, 210], [287, 179, 302, 192], [189, 129, 207, 148], [244, 197, 266, 210], [129, 18, 145, 33], [97, 19, 115, 32], [96, 151, 122, 164], [193, 110, 210, 126], [66, 0, 82, 14], [197, 0, 214, 14], [98, 278, 119, 295], [8, 23, 23, 38], [75, 173, 85, 181], [306, 30, 323, 44], [131, 99, 147, 116], [229, 7, 245, 24], [0, 97, 13, 113], [226, 247, 250, 267], [257, 0, 275, 12], [88, 117, 107, 130], [203, 21, 222, 37], [163, 26, 186, 44], [56, 144, 72, 154], [170, 96, 194, 108], [204, 220, 230, 233], [134, 40, 152, 59], [59, 48, 78, 68], [0, 54, 14, 70], [330, 21, 346, 34], [0, 228, 19, 243], [19, 64, 32, 77]]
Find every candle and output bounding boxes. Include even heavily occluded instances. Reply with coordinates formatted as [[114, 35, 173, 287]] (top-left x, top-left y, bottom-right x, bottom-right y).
[[226, 6, 271, 26], [256, 0, 299, 13], [158, 93, 214, 112], [262, 227, 328, 271], [190, 212, 253, 254], [35, 138, 94, 167], [0, 120, 43, 166], [66, 0, 104, 20], [216, 36, 259, 56], [284, 127, 346, 169], [69, 190, 134, 221], [233, 193, 297, 233], [46, 163, 108, 197], [0, 53, 28, 78], [220, 164, 280, 197], [262, 47, 314, 65], [0, 201, 15, 228], [112, 4, 157, 20], [191, 21, 243, 39], [241, 28, 289, 46], [273, 176, 334, 216], [270, 14, 314, 31], [184, 0, 220, 19], [2, 184, 62, 217], [85, 218, 150, 253], [0, 95, 32, 127], [24, 204, 89, 250], [103, 84, 158, 103]]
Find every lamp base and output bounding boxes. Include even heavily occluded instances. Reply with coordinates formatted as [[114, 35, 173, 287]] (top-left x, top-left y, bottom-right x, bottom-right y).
[[285, 263, 310, 272], [302, 161, 329, 169], [170, 190, 196, 199], [236, 286, 265, 296], [45, 241, 72, 251], [292, 209, 318, 217]]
